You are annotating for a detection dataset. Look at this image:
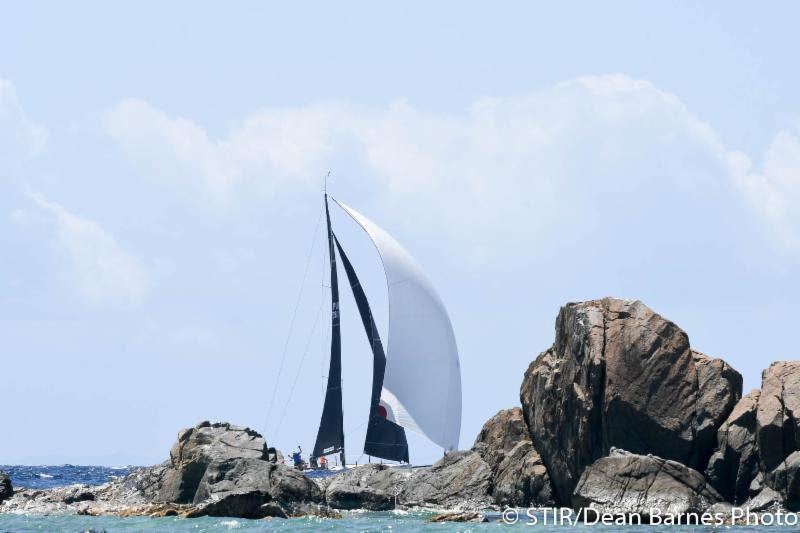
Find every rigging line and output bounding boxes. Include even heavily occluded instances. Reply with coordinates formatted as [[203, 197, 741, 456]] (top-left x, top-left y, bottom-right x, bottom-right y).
[[263, 205, 324, 438], [273, 297, 326, 442]]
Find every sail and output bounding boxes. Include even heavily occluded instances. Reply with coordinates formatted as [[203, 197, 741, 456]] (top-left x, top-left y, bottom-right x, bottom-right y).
[[332, 199, 462, 451], [333, 235, 409, 463], [312, 196, 345, 459]]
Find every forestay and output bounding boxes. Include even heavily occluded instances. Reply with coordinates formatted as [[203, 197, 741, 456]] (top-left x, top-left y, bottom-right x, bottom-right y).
[[332, 198, 462, 451]]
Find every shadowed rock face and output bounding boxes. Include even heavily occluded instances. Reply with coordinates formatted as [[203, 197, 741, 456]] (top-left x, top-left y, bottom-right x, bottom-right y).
[[573, 449, 722, 519], [0, 472, 12, 503], [520, 298, 741, 504], [472, 407, 553, 506], [706, 362, 800, 508], [705, 390, 761, 503]]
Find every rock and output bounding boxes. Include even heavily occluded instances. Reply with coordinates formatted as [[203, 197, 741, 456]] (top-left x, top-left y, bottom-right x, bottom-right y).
[[158, 421, 268, 503], [0, 471, 12, 503], [472, 408, 553, 506], [756, 362, 800, 474], [427, 511, 487, 522], [744, 486, 783, 512], [572, 449, 722, 519], [398, 451, 492, 509], [764, 450, 800, 510], [0, 422, 325, 519], [705, 362, 800, 508], [520, 298, 741, 504], [324, 464, 410, 511], [705, 390, 761, 503], [693, 351, 743, 468], [191, 457, 321, 516]]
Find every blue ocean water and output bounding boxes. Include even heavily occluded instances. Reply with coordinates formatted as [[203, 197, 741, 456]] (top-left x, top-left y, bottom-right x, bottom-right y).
[[0, 466, 794, 532], [1, 465, 134, 490]]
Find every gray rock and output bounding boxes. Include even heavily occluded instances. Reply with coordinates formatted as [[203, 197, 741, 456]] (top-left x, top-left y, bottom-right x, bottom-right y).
[[572, 449, 722, 519], [472, 407, 553, 506], [324, 464, 410, 511], [158, 421, 268, 503], [693, 351, 743, 468], [764, 450, 800, 510], [520, 298, 741, 504], [0, 471, 12, 503], [705, 362, 800, 509], [743, 486, 784, 512], [398, 451, 492, 509], [756, 362, 800, 474], [705, 390, 761, 503], [193, 457, 321, 509]]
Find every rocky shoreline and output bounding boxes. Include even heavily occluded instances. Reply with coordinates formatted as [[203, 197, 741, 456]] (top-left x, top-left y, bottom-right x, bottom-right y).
[[2, 297, 799, 522]]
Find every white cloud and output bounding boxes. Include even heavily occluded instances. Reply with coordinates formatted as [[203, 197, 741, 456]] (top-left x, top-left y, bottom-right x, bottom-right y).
[[737, 132, 800, 252], [0, 79, 47, 160], [105, 75, 800, 252], [29, 192, 149, 306]]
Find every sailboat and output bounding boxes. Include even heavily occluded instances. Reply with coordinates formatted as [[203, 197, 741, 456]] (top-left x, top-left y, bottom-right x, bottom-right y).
[[311, 192, 462, 467]]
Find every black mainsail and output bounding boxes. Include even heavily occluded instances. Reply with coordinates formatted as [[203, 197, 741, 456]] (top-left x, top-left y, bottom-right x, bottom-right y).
[[334, 235, 409, 463], [312, 195, 345, 462]]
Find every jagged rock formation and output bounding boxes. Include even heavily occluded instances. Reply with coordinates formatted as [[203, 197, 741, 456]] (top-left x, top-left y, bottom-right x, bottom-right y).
[[472, 407, 553, 506], [0, 472, 12, 503], [520, 298, 742, 504], [705, 390, 761, 503], [573, 449, 722, 519], [706, 362, 800, 509]]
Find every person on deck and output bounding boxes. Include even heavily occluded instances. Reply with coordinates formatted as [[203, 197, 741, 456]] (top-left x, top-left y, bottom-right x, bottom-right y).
[[319, 455, 328, 470]]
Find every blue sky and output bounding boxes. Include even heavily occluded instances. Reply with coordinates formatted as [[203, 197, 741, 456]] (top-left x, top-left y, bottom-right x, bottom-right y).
[[2, 2, 799, 465]]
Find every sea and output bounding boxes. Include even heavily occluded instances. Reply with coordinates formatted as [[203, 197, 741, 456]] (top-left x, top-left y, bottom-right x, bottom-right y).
[[0, 465, 794, 532]]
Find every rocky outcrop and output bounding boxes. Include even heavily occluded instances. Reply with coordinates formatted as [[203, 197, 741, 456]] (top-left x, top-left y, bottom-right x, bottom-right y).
[[705, 390, 761, 503], [573, 449, 722, 519], [0, 421, 324, 518], [398, 451, 493, 509], [472, 407, 553, 506], [705, 362, 800, 509], [158, 421, 268, 503], [0, 471, 12, 503], [520, 298, 742, 504], [323, 464, 410, 510]]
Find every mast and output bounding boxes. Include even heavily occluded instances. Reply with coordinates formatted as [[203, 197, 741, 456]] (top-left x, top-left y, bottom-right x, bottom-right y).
[[311, 193, 345, 464]]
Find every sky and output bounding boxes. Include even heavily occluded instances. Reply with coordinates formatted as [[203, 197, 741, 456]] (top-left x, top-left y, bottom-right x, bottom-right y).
[[2, 1, 799, 465]]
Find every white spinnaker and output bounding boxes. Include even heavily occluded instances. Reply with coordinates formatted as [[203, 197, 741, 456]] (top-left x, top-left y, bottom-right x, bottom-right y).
[[333, 198, 462, 451]]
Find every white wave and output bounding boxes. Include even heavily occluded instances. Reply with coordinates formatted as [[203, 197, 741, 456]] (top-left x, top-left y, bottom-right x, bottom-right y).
[[38, 474, 54, 479]]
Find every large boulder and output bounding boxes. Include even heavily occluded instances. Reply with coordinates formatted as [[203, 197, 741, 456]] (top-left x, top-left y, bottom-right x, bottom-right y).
[[520, 298, 741, 504], [705, 390, 761, 503], [191, 457, 321, 516], [398, 451, 493, 509], [573, 449, 722, 519], [0, 471, 12, 503], [472, 408, 553, 506], [158, 421, 268, 503], [324, 464, 410, 510]]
